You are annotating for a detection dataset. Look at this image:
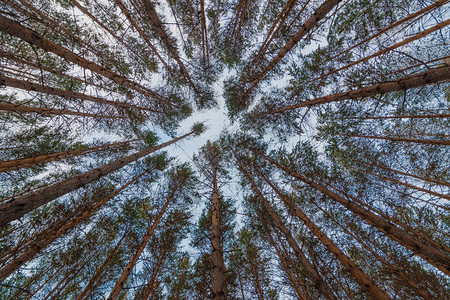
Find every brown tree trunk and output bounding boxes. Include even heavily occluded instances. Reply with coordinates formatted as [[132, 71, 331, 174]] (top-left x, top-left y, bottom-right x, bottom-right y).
[[211, 166, 226, 299], [342, 133, 450, 146], [306, 18, 450, 85], [314, 202, 437, 300], [235, 155, 337, 300], [0, 171, 147, 282], [0, 130, 194, 227], [24, 265, 64, 300], [243, 0, 341, 96], [352, 166, 450, 200], [141, 0, 200, 96], [253, 150, 450, 275], [326, 0, 448, 63], [76, 229, 130, 300], [0, 50, 118, 94], [263, 223, 307, 300], [107, 183, 180, 300], [112, 0, 173, 75], [256, 168, 391, 299], [0, 74, 162, 113], [0, 101, 126, 119], [339, 113, 450, 120], [141, 247, 168, 300], [0, 138, 140, 173], [247, 0, 298, 73], [259, 65, 450, 115], [352, 158, 450, 188], [0, 15, 173, 106]]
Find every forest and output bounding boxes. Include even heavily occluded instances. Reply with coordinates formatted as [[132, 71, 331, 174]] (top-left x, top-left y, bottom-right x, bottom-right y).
[[0, 0, 449, 299]]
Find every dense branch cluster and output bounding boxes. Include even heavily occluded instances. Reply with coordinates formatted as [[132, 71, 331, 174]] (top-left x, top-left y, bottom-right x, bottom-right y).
[[0, 0, 449, 299]]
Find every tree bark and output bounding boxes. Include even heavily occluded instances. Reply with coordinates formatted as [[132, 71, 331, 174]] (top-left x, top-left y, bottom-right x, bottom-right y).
[[0, 74, 162, 113], [256, 168, 391, 299], [341, 133, 450, 146], [211, 166, 226, 299], [0, 131, 193, 227], [0, 101, 126, 119], [0, 15, 173, 106], [259, 65, 450, 116], [253, 150, 450, 275], [243, 0, 341, 96], [0, 138, 140, 173], [235, 155, 337, 300], [0, 171, 146, 282], [76, 229, 130, 300], [107, 183, 180, 300], [306, 18, 450, 85], [141, 0, 200, 96]]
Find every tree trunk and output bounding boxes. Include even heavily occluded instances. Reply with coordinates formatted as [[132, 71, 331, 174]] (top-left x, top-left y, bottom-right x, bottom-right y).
[[326, 0, 448, 63], [263, 222, 307, 300], [141, 247, 168, 300], [339, 113, 450, 120], [244, 0, 341, 96], [256, 168, 391, 299], [342, 133, 450, 146], [0, 15, 173, 106], [352, 166, 450, 200], [0, 131, 193, 227], [235, 155, 337, 300], [0, 74, 162, 113], [0, 171, 147, 282], [259, 65, 450, 115], [141, 0, 200, 96], [112, 0, 173, 75], [211, 167, 226, 299], [0, 101, 126, 119], [306, 18, 450, 85], [0, 138, 140, 173], [76, 229, 130, 300], [253, 150, 450, 275], [314, 202, 437, 300], [107, 183, 180, 300], [24, 265, 64, 300], [351, 158, 450, 188]]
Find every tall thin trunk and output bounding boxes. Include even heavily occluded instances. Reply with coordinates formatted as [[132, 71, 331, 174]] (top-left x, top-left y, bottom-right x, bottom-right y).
[[112, 0, 173, 75], [24, 265, 65, 300], [107, 183, 180, 300], [326, 0, 448, 63], [314, 202, 437, 300], [141, 247, 168, 300], [253, 150, 450, 275], [247, 0, 298, 73], [0, 15, 174, 106], [0, 171, 147, 282], [0, 138, 140, 173], [256, 168, 391, 299], [243, 0, 341, 96], [211, 166, 226, 299], [263, 223, 306, 300], [305, 18, 450, 85], [0, 102, 127, 119], [339, 113, 450, 120], [352, 166, 450, 200], [0, 130, 193, 227], [341, 133, 450, 146], [0, 74, 162, 113], [76, 229, 130, 300], [351, 158, 450, 188], [141, 0, 200, 96], [258, 65, 450, 116], [235, 155, 337, 300]]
